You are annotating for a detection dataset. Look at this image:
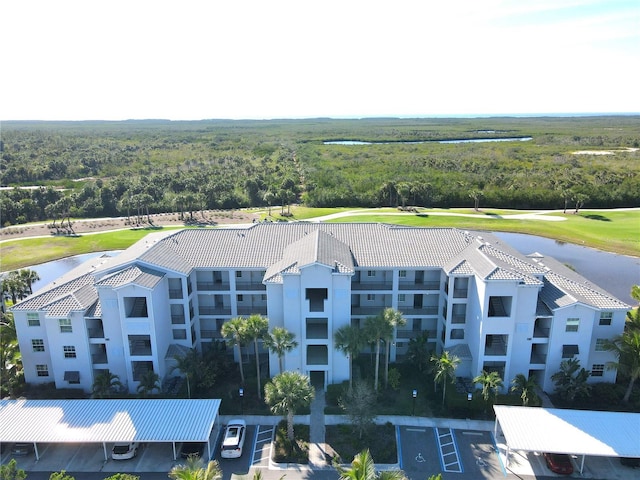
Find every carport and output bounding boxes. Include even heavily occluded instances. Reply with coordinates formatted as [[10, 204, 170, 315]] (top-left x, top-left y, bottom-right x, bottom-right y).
[[493, 405, 640, 474], [0, 398, 221, 461]]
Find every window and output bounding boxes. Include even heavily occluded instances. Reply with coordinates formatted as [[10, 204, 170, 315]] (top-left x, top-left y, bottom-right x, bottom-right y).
[[63, 346, 77, 358], [367, 294, 376, 301], [451, 328, 465, 340], [32, 339, 45, 352], [592, 364, 605, 377], [398, 294, 406, 302], [27, 313, 40, 326], [562, 344, 579, 358], [236, 271, 242, 277], [367, 270, 375, 277], [595, 338, 607, 351], [565, 318, 580, 332], [237, 294, 244, 302], [36, 364, 49, 377], [59, 318, 72, 333], [399, 270, 407, 278], [173, 329, 187, 340], [599, 312, 613, 326]]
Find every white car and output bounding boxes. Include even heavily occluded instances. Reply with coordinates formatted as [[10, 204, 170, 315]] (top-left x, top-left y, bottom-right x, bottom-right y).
[[112, 442, 140, 460], [220, 419, 246, 459]]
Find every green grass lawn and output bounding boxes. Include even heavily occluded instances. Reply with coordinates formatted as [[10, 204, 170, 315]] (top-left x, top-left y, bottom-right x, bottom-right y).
[[2, 208, 638, 271]]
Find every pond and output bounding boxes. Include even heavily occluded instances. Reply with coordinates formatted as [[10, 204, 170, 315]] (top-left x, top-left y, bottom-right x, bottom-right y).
[[493, 232, 639, 305], [323, 137, 532, 145]]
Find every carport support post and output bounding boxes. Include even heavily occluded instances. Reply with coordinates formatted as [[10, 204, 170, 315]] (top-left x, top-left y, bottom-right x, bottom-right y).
[[102, 442, 108, 461], [34, 443, 40, 461], [580, 455, 585, 474]]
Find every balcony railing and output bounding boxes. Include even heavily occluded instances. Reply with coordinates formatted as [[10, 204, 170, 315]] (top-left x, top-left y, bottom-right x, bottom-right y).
[[453, 289, 468, 298], [484, 339, 508, 356], [171, 314, 186, 325], [530, 353, 547, 364], [237, 306, 268, 316], [129, 342, 152, 356], [235, 282, 266, 291], [199, 306, 232, 316], [351, 306, 392, 315], [398, 306, 439, 316], [398, 281, 440, 291], [169, 289, 183, 299], [533, 326, 550, 338], [351, 282, 393, 291], [92, 353, 107, 364], [197, 282, 230, 291], [88, 327, 105, 339], [396, 329, 436, 339], [451, 314, 466, 324], [200, 329, 223, 339]]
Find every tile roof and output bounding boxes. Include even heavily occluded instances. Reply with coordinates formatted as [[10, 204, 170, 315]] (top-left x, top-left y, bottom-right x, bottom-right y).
[[96, 265, 165, 289]]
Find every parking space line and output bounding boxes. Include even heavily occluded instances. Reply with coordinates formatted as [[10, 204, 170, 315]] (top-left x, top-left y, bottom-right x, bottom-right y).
[[435, 427, 463, 473], [252, 425, 275, 466]]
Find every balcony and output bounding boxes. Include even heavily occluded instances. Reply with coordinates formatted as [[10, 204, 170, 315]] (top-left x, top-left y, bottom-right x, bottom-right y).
[[237, 306, 267, 316], [351, 306, 391, 316], [530, 352, 547, 365], [200, 329, 222, 339], [396, 329, 436, 339], [453, 288, 468, 298], [235, 282, 266, 291], [306, 320, 328, 340], [484, 335, 508, 356], [169, 288, 184, 299], [533, 326, 550, 339], [398, 306, 438, 316], [307, 345, 328, 366], [171, 313, 186, 325], [92, 352, 108, 364], [398, 281, 440, 291], [197, 281, 231, 291], [129, 336, 152, 356], [451, 314, 466, 324], [88, 327, 105, 339], [199, 306, 232, 316], [351, 282, 393, 291]]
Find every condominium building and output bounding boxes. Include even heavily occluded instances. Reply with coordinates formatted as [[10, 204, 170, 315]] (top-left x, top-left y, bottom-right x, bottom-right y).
[[12, 223, 629, 394]]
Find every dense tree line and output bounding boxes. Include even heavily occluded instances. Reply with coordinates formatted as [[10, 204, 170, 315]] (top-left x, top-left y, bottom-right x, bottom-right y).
[[1, 117, 638, 226]]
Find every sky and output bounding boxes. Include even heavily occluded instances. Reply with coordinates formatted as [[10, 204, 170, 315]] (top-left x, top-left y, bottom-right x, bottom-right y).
[[2, 0, 639, 121]]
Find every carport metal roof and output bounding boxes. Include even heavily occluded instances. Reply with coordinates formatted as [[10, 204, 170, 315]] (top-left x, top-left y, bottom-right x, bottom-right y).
[[494, 405, 640, 472], [0, 398, 221, 444]]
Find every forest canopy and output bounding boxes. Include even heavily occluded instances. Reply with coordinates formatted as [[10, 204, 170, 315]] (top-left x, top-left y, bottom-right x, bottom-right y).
[[1, 116, 639, 226]]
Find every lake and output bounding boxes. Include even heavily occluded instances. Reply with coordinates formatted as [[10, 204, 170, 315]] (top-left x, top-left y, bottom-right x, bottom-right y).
[[23, 234, 639, 305], [324, 137, 533, 145]]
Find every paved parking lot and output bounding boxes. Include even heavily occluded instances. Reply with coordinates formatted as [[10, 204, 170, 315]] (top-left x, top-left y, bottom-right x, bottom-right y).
[[3, 424, 640, 480]]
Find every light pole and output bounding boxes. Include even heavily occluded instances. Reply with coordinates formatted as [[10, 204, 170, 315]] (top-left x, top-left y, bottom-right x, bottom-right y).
[[467, 392, 473, 419], [239, 388, 244, 415], [412, 389, 417, 416]]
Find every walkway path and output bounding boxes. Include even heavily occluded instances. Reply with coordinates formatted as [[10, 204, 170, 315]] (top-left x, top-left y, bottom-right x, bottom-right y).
[[308, 387, 328, 468]]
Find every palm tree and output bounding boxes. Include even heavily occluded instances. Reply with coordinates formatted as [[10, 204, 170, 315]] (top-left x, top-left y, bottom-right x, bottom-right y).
[[244, 314, 269, 399], [364, 314, 393, 391], [405, 332, 431, 374], [91, 371, 122, 398], [0, 312, 22, 398], [380, 308, 406, 388], [551, 358, 591, 402], [430, 350, 460, 405], [604, 330, 640, 403], [510, 373, 539, 406], [168, 456, 222, 480], [221, 317, 247, 384], [334, 324, 365, 388], [264, 371, 314, 442], [264, 326, 298, 374], [18, 269, 40, 294], [335, 449, 408, 480], [474, 370, 503, 408], [136, 370, 160, 397]]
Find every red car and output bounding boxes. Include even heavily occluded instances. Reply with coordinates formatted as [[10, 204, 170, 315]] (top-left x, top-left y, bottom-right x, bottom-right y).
[[543, 453, 574, 475]]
